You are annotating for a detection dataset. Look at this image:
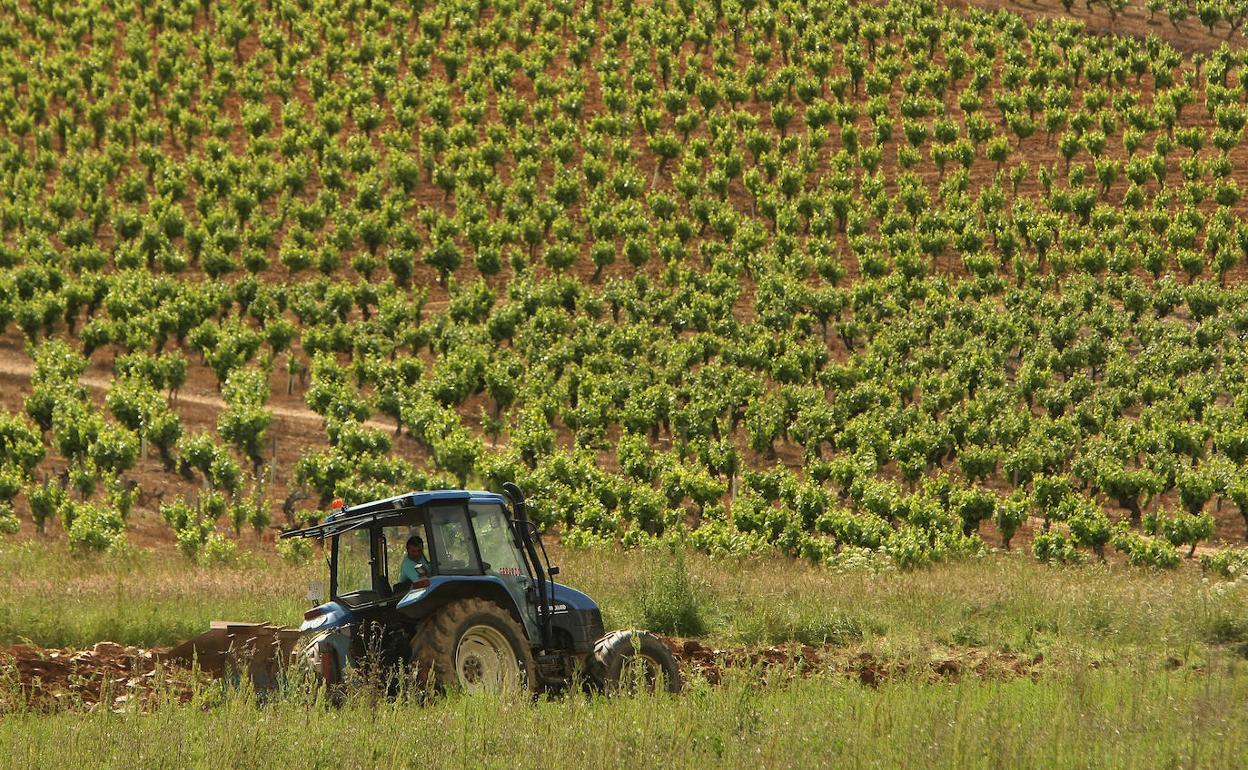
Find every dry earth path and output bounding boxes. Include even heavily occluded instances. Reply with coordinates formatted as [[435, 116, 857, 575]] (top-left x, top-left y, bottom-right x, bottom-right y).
[[0, 349, 397, 435]]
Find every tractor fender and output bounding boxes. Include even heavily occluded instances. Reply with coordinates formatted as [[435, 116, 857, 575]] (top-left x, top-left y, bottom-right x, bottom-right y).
[[300, 601, 354, 634], [395, 576, 538, 641]]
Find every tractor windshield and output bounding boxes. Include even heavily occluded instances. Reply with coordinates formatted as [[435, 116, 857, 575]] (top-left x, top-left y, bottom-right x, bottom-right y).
[[427, 503, 480, 575], [471, 503, 529, 579]]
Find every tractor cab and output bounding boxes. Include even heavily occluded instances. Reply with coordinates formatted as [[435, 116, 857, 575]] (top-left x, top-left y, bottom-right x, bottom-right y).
[[322, 492, 543, 641], [282, 485, 637, 693]]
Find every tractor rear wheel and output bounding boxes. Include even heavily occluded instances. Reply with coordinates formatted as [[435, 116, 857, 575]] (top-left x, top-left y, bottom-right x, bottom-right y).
[[586, 630, 682, 694], [410, 598, 539, 694]]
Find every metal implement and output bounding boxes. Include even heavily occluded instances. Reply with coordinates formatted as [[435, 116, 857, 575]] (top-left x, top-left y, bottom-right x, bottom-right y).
[[160, 621, 299, 691]]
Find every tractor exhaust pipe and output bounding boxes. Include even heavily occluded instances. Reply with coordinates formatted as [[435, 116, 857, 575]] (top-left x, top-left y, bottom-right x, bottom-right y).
[[502, 481, 527, 524], [502, 483, 554, 652]]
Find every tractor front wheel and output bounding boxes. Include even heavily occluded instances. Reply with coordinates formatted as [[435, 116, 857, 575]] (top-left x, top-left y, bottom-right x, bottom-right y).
[[410, 598, 539, 694], [586, 630, 682, 694]]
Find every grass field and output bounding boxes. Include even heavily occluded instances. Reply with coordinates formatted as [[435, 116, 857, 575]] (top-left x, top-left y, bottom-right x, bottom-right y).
[[2, 669, 1247, 769], [5, 537, 1248, 665], [5, 539, 1248, 767]]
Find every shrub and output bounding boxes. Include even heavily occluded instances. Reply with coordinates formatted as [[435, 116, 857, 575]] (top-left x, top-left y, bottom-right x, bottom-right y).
[[230, 494, 269, 537], [90, 427, 139, 477], [1200, 548, 1248, 579], [1177, 467, 1215, 515], [885, 524, 984, 570], [174, 522, 213, 561], [160, 497, 195, 531], [276, 536, 313, 565], [1067, 504, 1113, 560], [201, 533, 240, 566], [1145, 508, 1216, 557], [0, 412, 45, 473], [1032, 474, 1074, 527], [0, 465, 21, 505], [1113, 528, 1181, 569], [66, 502, 126, 554], [638, 553, 705, 637], [995, 491, 1030, 550], [108, 478, 139, 521], [0, 503, 19, 535], [1033, 531, 1084, 565], [26, 479, 64, 534], [162, 495, 226, 560], [621, 484, 669, 535], [950, 485, 996, 536], [561, 527, 617, 551]]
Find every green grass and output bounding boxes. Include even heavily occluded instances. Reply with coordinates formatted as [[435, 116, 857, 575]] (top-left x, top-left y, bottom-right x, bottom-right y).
[[2, 668, 1247, 769], [5, 539, 1248, 767], [3, 537, 1248, 670], [0, 539, 317, 648]]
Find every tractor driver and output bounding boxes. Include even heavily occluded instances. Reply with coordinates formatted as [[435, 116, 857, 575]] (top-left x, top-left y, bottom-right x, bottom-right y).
[[399, 535, 431, 582]]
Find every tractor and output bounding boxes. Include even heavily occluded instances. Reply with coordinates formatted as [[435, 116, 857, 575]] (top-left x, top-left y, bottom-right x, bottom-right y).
[[276, 483, 681, 695]]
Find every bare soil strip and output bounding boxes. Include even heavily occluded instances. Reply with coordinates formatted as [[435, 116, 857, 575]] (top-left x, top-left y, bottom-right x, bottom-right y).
[[0, 353, 397, 435], [0, 635, 1052, 713]]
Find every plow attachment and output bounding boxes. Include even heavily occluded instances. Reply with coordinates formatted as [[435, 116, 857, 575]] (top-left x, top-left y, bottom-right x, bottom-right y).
[[160, 621, 300, 691]]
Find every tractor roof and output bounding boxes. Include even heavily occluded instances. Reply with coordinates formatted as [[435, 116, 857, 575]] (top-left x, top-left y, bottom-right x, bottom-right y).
[[280, 489, 509, 540]]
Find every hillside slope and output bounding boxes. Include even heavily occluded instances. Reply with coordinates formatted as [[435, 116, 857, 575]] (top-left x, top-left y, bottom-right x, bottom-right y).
[[1, 0, 1247, 566]]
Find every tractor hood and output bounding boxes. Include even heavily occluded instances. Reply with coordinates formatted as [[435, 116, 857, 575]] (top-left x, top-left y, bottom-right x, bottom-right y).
[[546, 581, 599, 614]]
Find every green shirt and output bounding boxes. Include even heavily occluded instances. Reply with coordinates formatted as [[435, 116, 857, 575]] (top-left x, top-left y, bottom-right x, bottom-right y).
[[400, 555, 431, 582]]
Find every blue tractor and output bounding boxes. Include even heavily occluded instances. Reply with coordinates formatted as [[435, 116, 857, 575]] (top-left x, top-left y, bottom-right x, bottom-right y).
[[280, 483, 681, 694]]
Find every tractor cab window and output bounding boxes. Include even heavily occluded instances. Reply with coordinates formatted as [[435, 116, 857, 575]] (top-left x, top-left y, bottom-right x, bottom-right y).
[[385, 522, 429, 584], [335, 528, 378, 601], [471, 503, 528, 579], [428, 504, 480, 575]]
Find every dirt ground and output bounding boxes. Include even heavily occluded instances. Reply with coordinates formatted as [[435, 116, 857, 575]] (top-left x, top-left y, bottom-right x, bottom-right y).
[[952, 0, 1247, 54], [0, 634, 1052, 713], [0, 641, 202, 713]]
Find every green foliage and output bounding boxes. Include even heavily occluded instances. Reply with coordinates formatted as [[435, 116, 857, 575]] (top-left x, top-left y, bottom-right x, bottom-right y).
[[0, 504, 19, 535], [26, 479, 64, 534], [1067, 502, 1113, 560], [162, 495, 229, 561], [1033, 532, 1084, 565], [950, 485, 996, 537], [1144, 508, 1216, 557], [638, 553, 706, 637], [995, 492, 1030, 550], [1200, 548, 1248, 579], [276, 536, 314, 566], [884, 525, 985, 570], [1177, 467, 1215, 515], [1114, 526, 1181, 569], [201, 533, 241, 567], [218, 366, 272, 471], [3, 0, 1248, 573], [65, 502, 126, 554], [0, 412, 44, 474], [89, 428, 139, 477]]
